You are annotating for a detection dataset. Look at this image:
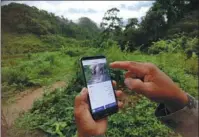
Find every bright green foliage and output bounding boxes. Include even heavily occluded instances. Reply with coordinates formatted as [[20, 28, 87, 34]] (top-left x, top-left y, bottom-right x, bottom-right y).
[[148, 36, 199, 56], [2, 34, 197, 137], [1, 32, 101, 55], [154, 53, 198, 98], [1, 45, 101, 95], [13, 44, 198, 137], [2, 1, 198, 137], [107, 98, 178, 137], [2, 33, 44, 55], [2, 52, 76, 93]]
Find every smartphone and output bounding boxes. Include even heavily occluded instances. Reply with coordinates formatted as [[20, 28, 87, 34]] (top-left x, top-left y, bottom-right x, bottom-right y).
[[80, 55, 118, 120]]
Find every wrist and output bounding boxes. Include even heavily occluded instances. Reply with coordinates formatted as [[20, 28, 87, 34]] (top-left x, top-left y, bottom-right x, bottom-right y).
[[165, 90, 188, 113]]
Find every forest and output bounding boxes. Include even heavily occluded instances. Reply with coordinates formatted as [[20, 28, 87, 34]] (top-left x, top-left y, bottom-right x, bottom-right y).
[[1, 0, 198, 137]]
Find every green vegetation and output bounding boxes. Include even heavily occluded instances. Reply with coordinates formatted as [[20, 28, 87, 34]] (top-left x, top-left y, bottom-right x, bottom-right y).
[[1, 45, 100, 100], [83, 66, 92, 83], [13, 45, 197, 137], [1, 0, 198, 137], [2, 3, 100, 39]]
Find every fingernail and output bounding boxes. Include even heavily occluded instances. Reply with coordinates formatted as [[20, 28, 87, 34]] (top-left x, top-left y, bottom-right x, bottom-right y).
[[124, 78, 132, 89], [80, 88, 87, 95]]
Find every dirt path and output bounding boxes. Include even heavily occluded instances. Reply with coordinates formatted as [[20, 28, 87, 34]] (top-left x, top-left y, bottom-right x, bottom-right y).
[[2, 81, 66, 128]]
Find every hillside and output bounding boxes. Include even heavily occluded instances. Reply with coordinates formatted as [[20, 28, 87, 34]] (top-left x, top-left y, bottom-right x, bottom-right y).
[[1, 3, 101, 55], [1, 3, 100, 39]]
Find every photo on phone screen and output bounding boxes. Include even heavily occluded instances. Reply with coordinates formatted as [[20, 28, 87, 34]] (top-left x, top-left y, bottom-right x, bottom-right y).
[[82, 57, 117, 115]]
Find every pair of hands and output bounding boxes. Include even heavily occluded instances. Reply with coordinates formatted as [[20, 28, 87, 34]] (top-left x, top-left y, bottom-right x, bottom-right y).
[[74, 61, 188, 137]]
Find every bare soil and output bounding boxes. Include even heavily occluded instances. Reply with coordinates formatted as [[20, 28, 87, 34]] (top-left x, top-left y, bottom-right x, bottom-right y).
[[1, 81, 66, 137]]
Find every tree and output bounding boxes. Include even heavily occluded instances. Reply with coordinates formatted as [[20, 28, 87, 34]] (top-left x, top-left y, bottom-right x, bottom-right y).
[[99, 8, 123, 48], [125, 18, 138, 30], [141, 6, 167, 42], [100, 8, 123, 37], [77, 17, 100, 39]]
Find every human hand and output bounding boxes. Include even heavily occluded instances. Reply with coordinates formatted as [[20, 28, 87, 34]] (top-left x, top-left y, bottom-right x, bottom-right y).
[[74, 82, 124, 137], [110, 61, 188, 113]]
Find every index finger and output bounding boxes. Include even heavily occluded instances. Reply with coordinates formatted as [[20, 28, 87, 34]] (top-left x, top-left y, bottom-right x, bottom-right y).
[[110, 61, 148, 76]]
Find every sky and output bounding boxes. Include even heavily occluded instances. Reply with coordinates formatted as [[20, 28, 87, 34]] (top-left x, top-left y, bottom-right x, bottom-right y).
[[1, 1, 155, 25]]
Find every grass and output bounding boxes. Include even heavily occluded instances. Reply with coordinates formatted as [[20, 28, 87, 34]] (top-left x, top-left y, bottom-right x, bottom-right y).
[[2, 33, 44, 55], [2, 36, 198, 137], [105, 45, 198, 98], [1, 45, 101, 102], [7, 44, 197, 137]]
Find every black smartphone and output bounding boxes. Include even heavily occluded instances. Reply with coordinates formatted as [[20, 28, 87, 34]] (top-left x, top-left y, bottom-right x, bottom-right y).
[[80, 55, 118, 120]]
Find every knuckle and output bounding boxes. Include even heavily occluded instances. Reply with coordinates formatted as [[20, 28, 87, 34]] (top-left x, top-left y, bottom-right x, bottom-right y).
[[133, 80, 142, 89], [74, 109, 81, 118], [145, 63, 157, 72], [146, 86, 154, 93], [129, 61, 137, 66], [126, 61, 133, 67]]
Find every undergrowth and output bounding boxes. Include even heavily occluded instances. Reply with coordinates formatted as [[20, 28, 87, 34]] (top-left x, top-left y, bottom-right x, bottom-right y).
[[13, 45, 198, 137]]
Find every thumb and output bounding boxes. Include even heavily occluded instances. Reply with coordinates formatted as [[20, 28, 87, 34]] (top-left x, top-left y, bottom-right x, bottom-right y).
[[124, 78, 148, 95], [75, 88, 88, 108]]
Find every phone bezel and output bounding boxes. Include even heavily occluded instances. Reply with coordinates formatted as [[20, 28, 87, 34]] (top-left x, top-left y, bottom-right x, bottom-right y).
[[80, 55, 118, 120]]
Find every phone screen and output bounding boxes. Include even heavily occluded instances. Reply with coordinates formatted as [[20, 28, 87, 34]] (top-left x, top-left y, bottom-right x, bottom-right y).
[[82, 58, 117, 114]]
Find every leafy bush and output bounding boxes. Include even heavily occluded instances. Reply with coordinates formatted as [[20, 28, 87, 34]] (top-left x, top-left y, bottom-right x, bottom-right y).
[[45, 54, 55, 65], [184, 56, 198, 76], [184, 37, 198, 58], [1, 51, 80, 93], [107, 98, 177, 137], [148, 40, 169, 54], [148, 36, 198, 56], [154, 52, 198, 98], [64, 51, 80, 57], [41, 35, 66, 48], [2, 68, 34, 87], [15, 62, 180, 137], [15, 70, 82, 136], [4, 44, 198, 137], [2, 33, 46, 55]]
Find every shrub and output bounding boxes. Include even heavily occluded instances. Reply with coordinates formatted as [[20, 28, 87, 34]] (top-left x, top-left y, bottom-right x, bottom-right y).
[[16, 66, 179, 137], [148, 40, 168, 54], [2, 67, 35, 92], [10, 45, 198, 137], [2, 68, 28, 86], [148, 36, 198, 56], [45, 54, 55, 65], [185, 37, 198, 58], [64, 51, 79, 57], [185, 56, 198, 75]]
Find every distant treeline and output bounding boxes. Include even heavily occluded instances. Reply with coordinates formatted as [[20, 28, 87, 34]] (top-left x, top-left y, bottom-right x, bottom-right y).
[[1, 3, 100, 40], [2, 0, 198, 52]]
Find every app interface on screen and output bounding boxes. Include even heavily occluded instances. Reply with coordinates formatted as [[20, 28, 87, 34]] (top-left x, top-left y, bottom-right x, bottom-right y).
[[82, 58, 116, 113]]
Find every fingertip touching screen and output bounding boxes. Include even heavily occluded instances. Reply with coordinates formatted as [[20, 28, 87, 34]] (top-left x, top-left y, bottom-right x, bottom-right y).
[[82, 58, 116, 113]]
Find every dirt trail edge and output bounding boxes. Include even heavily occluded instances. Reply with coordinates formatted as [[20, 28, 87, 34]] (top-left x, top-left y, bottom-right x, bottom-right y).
[[2, 81, 66, 128]]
